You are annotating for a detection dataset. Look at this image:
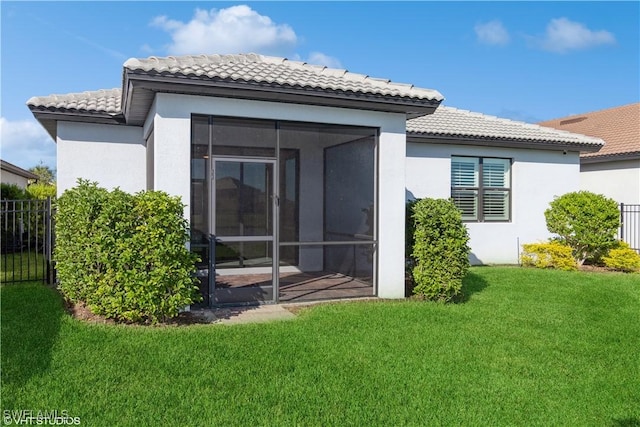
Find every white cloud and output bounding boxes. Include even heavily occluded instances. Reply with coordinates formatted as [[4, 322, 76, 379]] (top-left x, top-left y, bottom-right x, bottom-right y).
[[151, 5, 298, 56], [307, 52, 343, 68], [0, 117, 56, 170], [475, 20, 510, 46], [536, 18, 615, 53]]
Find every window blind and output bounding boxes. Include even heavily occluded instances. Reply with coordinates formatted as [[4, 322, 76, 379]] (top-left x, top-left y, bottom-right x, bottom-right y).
[[451, 157, 478, 187], [482, 158, 510, 188], [450, 156, 511, 222]]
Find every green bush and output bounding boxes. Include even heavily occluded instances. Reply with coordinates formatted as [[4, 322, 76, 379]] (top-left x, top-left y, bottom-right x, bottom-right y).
[[603, 242, 640, 273], [26, 182, 56, 200], [55, 181, 109, 302], [407, 198, 470, 302], [520, 242, 577, 271], [1, 183, 29, 200], [55, 180, 201, 323], [544, 191, 620, 265]]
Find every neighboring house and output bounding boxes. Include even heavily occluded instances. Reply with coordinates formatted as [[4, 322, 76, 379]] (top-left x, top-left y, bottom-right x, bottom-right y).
[[27, 53, 603, 306], [1, 160, 39, 189], [539, 103, 640, 205]]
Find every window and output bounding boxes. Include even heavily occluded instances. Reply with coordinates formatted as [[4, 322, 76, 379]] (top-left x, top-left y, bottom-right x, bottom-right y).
[[451, 156, 511, 221]]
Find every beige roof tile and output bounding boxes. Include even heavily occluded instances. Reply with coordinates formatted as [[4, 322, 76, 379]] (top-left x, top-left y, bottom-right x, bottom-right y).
[[539, 103, 640, 158], [123, 53, 444, 102], [407, 105, 604, 147], [27, 89, 121, 115]]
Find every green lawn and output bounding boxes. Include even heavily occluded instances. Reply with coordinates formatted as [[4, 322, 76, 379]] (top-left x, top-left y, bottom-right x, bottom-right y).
[[2, 267, 639, 426], [1, 252, 47, 283]]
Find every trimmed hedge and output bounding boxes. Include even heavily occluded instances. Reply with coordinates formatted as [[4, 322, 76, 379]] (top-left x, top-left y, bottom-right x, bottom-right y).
[[407, 198, 470, 302], [55, 180, 201, 323]]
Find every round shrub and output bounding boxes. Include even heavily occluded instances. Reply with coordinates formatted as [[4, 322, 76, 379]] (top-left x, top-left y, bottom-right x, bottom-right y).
[[26, 182, 56, 200], [544, 191, 620, 265], [407, 198, 470, 302], [55, 180, 201, 323]]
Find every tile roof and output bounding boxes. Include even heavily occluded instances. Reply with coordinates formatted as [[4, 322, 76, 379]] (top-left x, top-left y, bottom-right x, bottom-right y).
[[123, 53, 444, 102], [27, 89, 122, 115], [538, 103, 640, 158], [407, 105, 605, 148]]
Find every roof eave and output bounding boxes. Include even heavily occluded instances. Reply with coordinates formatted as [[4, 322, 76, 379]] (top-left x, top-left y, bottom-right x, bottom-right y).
[[28, 108, 126, 140], [122, 72, 441, 126], [0, 160, 39, 180], [580, 151, 640, 163], [406, 133, 604, 152]]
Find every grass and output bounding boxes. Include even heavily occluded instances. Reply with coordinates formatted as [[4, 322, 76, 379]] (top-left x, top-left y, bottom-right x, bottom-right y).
[[2, 267, 639, 426], [0, 252, 47, 283]]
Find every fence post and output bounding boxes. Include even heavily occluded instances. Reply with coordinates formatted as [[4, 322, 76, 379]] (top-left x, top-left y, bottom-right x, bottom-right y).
[[619, 203, 624, 242], [45, 197, 55, 285]]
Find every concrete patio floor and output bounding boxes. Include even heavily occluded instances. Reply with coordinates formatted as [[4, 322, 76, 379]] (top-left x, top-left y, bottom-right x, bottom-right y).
[[190, 296, 378, 325]]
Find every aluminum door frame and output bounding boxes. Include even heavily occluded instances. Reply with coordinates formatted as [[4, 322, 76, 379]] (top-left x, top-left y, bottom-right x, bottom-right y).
[[210, 157, 279, 305]]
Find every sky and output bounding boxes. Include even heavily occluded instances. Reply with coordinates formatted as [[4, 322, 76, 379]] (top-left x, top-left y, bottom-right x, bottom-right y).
[[1, 1, 639, 171]]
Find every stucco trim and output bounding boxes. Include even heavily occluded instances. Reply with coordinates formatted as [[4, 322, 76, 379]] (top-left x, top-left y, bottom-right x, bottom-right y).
[[407, 134, 602, 153], [121, 75, 440, 126]]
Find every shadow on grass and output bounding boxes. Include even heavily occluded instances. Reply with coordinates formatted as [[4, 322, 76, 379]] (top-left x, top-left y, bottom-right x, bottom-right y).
[[1, 253, 47, 283], [1, 283, 63, 389], [611, 419, 640, 427], [457, 270, 489, 303], [404, 270, 489, 302]]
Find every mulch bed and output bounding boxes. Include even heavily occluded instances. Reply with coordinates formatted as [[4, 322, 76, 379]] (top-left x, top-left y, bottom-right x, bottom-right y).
[[63, 299, 210, 326], [578, 264, 613, 273]]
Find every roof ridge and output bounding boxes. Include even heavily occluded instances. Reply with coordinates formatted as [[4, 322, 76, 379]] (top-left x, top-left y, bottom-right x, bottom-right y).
[[122, 52, 444, 102], [124, 53, 266, 68]]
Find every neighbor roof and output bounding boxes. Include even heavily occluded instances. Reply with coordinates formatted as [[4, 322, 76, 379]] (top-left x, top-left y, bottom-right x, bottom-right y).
[[538, 103, 640, 161], [407, 105, 605, 152], [1, 160, 39, 181]]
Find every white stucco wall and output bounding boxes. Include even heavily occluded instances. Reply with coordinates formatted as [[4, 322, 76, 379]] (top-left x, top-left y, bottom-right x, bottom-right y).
[[406, 142, 581, 264], [1, 170, 30, 188], [151, 93, 407, 298], [580, 159, 640, 204], [56, 121, 146, 196]]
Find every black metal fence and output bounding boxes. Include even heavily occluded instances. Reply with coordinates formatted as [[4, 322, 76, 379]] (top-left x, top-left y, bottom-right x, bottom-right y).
[[1, 198, 55, 284], [620, 203, 640, 253], [0, 199, 637, 284]]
